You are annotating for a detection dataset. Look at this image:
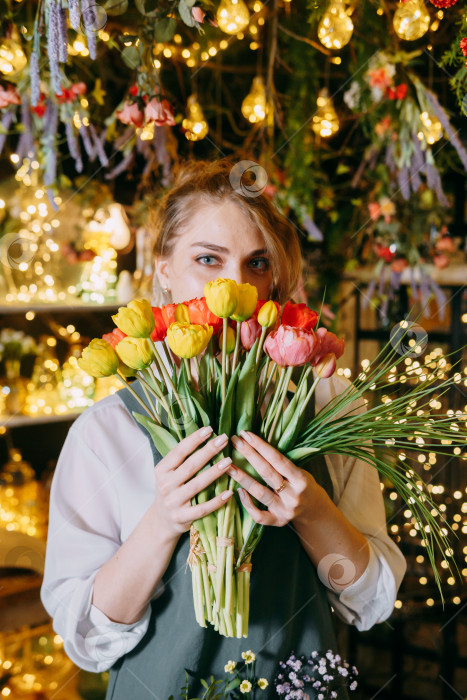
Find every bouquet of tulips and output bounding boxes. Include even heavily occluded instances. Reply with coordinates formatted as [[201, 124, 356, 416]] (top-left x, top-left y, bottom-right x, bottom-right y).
[[78, 278, 465, 637]]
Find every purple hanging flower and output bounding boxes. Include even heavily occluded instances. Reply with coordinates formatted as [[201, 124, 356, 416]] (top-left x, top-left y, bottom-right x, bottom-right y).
[[16, 95, 35, 162], [397, 164, 410, 201], [425, 89, 467, 171], [47, 188, 59, 211], [68, 0, 81, 31], [79, 123, 96, 159], [426, 275, 447, 322], [29, 51, 41, 106], [80, 0, 97, 60], [0, 109, 16, 156], [58, 4, 68, 62], [409, 163, 423, 193], [47, 0, 63, 95], [425, 162, 436, 190], [428, 163, 450, 207], [105, 150, 134, 179], [43, 99, 58, 186], [65, 121, 83, 172], [88, 123, 108, 167], [411, 133, 425, 173]]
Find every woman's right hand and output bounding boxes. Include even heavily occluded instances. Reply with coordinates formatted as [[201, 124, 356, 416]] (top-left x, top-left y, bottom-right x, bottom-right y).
[[151, 426, 233, 538]]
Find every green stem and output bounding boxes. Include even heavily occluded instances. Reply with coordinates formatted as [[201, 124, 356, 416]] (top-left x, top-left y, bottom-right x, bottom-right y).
[[184, 357, 192, 385], [267, 365, 293, 443], [297, 374, 321, 420], [222, 318, 228, 405], [231, 321, 242, 375], [262, 365, 286, 433], [115, 372, 158, 422], [255, 326, 268, 365], [149, 337, 186, 417], [141, 369, 183, 440]]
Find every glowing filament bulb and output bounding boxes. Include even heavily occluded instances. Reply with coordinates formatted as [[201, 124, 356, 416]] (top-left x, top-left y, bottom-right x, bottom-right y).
[[393, 0, 430, 41], [216, 0, 250, 35], [318, 0, 354, 50]]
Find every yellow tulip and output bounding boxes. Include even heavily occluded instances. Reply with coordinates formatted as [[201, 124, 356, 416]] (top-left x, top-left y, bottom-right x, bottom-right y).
[[231, 283, 258, 322], [112, 299, 155, 338], [204, 278, 239, 319], [219, 326, 236, 354], [78, 339, 119, 378], [257, 300, 278, 328], [166, 322, 213, 359], [175, 303, 190, 323], [115, 337, 155, 370]]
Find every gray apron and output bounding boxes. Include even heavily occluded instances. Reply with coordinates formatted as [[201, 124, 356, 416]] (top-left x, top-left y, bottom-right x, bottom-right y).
[[106, 370, 350, 700]]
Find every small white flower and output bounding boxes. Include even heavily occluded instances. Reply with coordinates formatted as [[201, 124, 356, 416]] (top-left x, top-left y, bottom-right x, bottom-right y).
[[240, 680, 252, 693]]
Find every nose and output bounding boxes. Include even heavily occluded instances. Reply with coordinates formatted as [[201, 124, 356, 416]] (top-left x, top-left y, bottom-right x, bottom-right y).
[[222, 260, 248, 286]]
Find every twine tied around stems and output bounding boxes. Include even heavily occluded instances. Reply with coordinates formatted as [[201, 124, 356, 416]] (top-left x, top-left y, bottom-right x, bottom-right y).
[[216, 536, 234, 547], [237, 562, 252, 572], [186, 526, 206, 573]]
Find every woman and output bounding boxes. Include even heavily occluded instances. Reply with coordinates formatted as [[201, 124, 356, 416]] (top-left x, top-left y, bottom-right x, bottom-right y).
[[41, 158, 406, 699]]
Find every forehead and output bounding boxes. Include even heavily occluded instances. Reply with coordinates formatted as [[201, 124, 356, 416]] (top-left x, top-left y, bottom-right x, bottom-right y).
[[175, 198, 267, 253]]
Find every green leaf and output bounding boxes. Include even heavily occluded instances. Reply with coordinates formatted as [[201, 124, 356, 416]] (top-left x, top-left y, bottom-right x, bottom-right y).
[[218, 361, 242, 438], [235, 338, 258, 434], [200, 679, 209, 690], [178, 0, 196, 26], [121, 46, 141, 69], [286, 445, 320, 462], [154, 17, 177, 41], [132, 411, 178, 456], [135, 0, 158, 14], [277, 377, 308, 452], [104, 0, 128, 14], [225, 679, 241, 692]]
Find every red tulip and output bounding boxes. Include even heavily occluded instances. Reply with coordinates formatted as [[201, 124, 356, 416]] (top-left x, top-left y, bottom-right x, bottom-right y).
[[151, 307, 169, 342], [311, 327, 345, 366], [116, 101, 145, 127], [314, 353, 337, 378], [102, 328, 127, 348], [186, 297, 223, 334], [240, 317, 262, 350], [144, 97, 175, 127], [264, 325, 318, 367], [281, 301, 318, 331]]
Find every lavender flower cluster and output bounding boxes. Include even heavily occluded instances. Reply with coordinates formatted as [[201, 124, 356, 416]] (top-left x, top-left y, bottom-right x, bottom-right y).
[[273, 650, 358, 700]]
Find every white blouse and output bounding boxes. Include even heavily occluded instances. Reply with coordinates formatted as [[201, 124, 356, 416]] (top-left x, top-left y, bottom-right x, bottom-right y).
[[40, 345, 407, 673]]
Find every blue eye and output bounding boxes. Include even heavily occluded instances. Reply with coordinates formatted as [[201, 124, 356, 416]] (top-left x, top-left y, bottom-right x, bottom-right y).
[[250, 258, 269, 271], [196, 255, 218, 266]]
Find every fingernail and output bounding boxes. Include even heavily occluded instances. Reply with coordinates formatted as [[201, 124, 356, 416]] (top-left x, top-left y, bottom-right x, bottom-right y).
[[231, 435, 243, 446], [221, 490, 233, 500], [226, 465, 237, 476], [199, 426, 213, 437], [217, 457, 232, 470], [214, 433, 228, 447], [239, 430, 251, 443]]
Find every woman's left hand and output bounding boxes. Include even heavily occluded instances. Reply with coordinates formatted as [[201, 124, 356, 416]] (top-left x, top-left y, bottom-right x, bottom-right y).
[[227, 431, 323, 527]]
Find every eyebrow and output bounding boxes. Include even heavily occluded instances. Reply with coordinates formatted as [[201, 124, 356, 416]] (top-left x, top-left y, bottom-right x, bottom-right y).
[[191, 242, 268, 256]]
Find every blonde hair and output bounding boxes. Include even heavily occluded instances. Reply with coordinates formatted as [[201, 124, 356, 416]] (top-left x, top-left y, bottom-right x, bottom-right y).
[[149, 158, 303, 306]]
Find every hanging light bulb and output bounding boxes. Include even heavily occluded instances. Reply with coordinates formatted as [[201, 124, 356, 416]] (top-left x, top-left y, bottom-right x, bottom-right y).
[[182, 94, 209, 141], [241, 76, 267, 124], [312, 88, 340, 138], [137, 122, 155, 141], [393, 0, 430, 41], [318, 0, 354, 50], [216, 0, 250, 35], [0, 36, 27, 77], [418, 111, 443, 144]]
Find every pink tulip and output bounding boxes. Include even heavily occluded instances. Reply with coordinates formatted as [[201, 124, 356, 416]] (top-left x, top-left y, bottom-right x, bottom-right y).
[[0, 85, 21, 109], [241, 317, 262, 350], [116, 101, 145, 127], [145, 97, 175, 126], [264, 325, 317, 367], [192, 6, 206, 22], [311, 327, 345, 366], [314, 353, 337, 378]]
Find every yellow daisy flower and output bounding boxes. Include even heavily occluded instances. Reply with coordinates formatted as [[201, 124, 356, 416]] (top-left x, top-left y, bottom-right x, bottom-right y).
[[224, 660, 236, 673], [240, 680, 252, 693], [241, 650, 256, 664], [258, 678, 268, 690]]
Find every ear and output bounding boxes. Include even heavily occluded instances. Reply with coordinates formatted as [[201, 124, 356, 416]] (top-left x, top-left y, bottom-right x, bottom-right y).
[[154, 256, 170, 290]]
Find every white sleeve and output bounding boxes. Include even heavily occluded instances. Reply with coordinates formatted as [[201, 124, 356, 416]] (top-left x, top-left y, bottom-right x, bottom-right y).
[[323, 450, 407, 631], [315, 372, 407, 631], [40, 423, 152, 673]]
